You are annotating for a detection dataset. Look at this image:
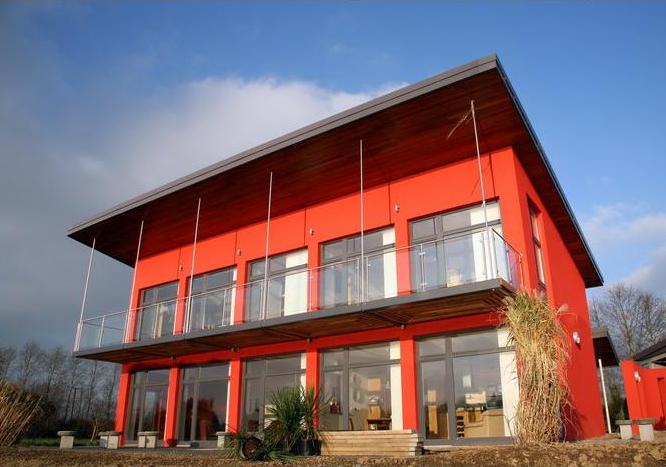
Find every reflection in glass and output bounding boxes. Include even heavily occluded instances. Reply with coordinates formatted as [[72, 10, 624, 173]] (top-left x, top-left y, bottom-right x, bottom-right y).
[[349, 365, 391, 431], [453, 353, 505, 438], [126, 369, 169, 442], [178, 364, 229, 443], [421, 360, 448, 439]]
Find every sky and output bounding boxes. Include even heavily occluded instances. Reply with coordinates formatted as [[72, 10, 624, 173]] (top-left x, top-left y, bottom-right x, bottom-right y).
[[1, 1, 665, 348]]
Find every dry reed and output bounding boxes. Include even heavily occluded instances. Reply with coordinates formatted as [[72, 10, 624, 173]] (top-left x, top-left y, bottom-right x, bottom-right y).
[[0, 381, 42, 447], [501, 291, 570, 444]]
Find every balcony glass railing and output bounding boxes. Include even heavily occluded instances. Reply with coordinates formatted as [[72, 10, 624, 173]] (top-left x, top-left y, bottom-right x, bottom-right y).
[[74, 229, 521, 352]]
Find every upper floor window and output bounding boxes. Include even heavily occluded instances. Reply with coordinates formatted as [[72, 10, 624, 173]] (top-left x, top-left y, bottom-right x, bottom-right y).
[[529, 205, 546, 287], [187, 267, 237, 332], [246, 250, 308, 321], [320, 227, 396, 307], [136, 282, 178, 340], [409, 202, 502, 291]]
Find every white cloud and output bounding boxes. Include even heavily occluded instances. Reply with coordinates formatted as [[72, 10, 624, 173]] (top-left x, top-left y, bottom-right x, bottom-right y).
[[623, 245, 666, 296], [82, 77, 405, 203], [582, 202, 666, 251]]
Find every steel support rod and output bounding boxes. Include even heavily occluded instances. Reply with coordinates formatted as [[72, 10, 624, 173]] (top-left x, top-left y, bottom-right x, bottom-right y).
[[471, 100, 494, 278], [262, 172, 273, 320], [126, 220, 144, 342], [75, 237, 96, 350], [598, 358, 612, 433], [185, 197, 202, 333], [359, 139, 365, 302]]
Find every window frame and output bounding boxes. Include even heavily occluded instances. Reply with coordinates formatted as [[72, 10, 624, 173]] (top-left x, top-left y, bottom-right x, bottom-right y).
[[416, 328, 515, 446], [528, 203, 547, 289], [319, 342, 400, 431], [177, 362, 231, 445], [241, 354, 305, 432], [125, 368, 170, 443]]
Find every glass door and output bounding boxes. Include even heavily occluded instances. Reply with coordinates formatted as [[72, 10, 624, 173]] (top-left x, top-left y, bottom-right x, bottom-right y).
[[126, 369, 169, 442]]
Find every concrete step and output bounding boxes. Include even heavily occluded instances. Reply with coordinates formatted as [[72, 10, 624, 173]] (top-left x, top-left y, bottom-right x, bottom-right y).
[[320, 430, 423, 457]]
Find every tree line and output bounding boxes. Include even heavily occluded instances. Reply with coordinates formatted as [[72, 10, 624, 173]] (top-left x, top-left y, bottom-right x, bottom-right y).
[[0, 341, 118, 439], [589, 283, 666, 427]]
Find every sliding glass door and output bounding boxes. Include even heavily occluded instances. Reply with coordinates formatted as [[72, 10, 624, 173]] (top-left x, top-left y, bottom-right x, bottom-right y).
[[177, 363, 230, 445], [320, 342, 402, 431], [126, 369, 169, 442], [417, 329, 518, 444]]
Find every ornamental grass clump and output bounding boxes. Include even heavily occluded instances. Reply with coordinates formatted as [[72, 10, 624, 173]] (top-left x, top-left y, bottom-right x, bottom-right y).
[[501, 291, 570, 445], [0, 382, 42, 447]]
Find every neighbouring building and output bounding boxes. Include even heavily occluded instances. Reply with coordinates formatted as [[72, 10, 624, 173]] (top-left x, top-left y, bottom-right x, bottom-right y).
[[622, 336, 666, 430], [69, 55, 607, 448]]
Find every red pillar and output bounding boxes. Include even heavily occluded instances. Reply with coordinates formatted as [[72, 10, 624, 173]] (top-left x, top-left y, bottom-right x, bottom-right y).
[[306, 347, 319, 389], [227, 358, 243, 432], [400, 336, 418, 430], [115, 365, 132, 444], [164, 366, 181, 446]]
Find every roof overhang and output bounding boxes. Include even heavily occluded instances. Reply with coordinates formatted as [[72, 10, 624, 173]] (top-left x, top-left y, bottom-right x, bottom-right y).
[[592, 327, 620, 367], [633, 335, 666, 363], [67, 54, 603, 287]]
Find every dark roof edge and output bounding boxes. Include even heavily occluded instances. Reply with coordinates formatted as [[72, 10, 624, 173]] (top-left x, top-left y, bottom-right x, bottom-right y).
[[68, 54, 499, 236], [591, 326, 620, 365], [493, 59, 604, 287], [633, 335, 666, 361]]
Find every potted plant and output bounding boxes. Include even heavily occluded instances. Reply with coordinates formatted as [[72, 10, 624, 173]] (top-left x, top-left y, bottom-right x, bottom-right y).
[[263, 385, 326, 456]]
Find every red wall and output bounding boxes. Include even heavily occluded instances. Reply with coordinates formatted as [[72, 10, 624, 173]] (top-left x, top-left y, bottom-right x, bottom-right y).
[[114, 146, 605, 443], [622, 360, 666, 430]]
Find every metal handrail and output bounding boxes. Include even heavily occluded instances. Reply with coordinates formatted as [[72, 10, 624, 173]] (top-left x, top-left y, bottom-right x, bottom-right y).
[[74, 230, 523, 351]]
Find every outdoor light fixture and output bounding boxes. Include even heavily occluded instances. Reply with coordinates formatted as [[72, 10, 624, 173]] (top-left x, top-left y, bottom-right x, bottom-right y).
[[572, 331, 581, 345], [634, 371, 641, 383]]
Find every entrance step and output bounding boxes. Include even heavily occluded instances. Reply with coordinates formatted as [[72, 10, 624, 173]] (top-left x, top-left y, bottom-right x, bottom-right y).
[[320, 430, 423, 457]]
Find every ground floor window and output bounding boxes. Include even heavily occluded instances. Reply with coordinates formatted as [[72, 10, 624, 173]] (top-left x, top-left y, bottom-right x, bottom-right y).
[[320, 342, 402, 431], [418, 329, 518, 442], [177, 363, 230, 444], [242, 353, 306, 431], [126, 368, 169, 442]]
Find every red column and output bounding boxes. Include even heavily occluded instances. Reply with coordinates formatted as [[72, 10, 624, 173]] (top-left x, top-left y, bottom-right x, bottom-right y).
[[174, 276, 188, 335], [227, 358, 243, 432], [164, 366, 181, 446], [115, 365, 132, 444], [400, 336, 418, 430], [306, 348, 319, 390]]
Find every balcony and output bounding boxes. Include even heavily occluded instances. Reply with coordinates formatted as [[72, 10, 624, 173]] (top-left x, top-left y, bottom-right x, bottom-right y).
[[74, 229, 522, 362]]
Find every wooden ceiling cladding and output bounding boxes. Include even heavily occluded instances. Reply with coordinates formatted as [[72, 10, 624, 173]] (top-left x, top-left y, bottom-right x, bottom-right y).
[[74, 280, 515, 363], [68, 56, 602, 287]]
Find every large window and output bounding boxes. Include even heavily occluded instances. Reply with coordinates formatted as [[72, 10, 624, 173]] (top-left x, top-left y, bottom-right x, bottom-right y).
[[320, 228, 397, 307], [136, 282, 178, 340], [320, 342, 402, 431], [410, 202, 501, 292], [126, 369, 169, 442], [242, 354, 306, 431], [178, 363, 230, 445], [246, 250, 308, 321], [417, 329, 518, 443], [187, 268, 236, 332], [529, 204, 546, 287]]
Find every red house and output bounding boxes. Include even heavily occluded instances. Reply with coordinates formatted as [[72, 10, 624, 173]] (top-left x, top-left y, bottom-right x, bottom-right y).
[[69, 55, 606, 450]]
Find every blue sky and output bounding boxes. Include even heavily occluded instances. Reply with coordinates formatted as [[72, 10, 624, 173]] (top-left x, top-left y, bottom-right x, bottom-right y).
[[1, 1, 665, 347]]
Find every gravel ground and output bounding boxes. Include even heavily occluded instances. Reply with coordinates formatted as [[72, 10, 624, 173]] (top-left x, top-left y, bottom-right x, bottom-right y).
[[1, 440, 665, 467]]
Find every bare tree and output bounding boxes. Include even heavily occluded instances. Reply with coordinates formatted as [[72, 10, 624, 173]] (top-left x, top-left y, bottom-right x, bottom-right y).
[[590, 283, 666, 358], [0, 346, 16, 381], [15, 341, 42, 389], [40, 347, 67, 399]]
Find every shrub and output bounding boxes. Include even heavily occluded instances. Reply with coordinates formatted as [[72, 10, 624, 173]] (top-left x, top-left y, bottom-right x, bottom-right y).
[[0, 382, 43, 447], [501, 291, 570, 444]]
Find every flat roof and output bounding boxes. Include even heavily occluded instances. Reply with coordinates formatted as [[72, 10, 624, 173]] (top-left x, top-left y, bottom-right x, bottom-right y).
[[67, 54, 603, 287], [592, 327, 620, 367]]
